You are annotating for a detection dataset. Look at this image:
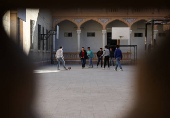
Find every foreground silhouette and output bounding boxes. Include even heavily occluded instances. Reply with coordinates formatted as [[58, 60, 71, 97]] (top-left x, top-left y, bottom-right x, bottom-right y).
[[1, 2, 170, 118]]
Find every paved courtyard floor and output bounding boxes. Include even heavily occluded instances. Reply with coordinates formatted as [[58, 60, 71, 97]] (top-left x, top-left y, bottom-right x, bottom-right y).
[[33, 64, 137, 118]]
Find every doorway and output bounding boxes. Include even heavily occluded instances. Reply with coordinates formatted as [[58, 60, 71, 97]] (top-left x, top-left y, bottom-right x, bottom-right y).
[[107, 32, 117, 49]]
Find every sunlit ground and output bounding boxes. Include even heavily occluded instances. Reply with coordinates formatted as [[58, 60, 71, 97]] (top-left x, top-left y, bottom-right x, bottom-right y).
[[33, 64, 137, 118]]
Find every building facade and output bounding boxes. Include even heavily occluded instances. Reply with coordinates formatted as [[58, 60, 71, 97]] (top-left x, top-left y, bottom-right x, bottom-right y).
[[3, 9, 53, 66], [3, 8, 170, 65], [52, 8, 170, 59]]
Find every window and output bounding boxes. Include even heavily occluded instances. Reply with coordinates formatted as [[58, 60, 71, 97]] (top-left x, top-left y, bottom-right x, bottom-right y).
[[30, 20, 35, 49], [134, 33, 143, 37], [64, 32, 72, 37], [87, 32, 95, 37], [38, 24, 41, 50], [158, 33, 166, 37]]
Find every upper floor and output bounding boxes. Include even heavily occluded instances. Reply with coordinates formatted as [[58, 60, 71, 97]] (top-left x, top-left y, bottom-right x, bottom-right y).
[[52, 8, 170, 30]]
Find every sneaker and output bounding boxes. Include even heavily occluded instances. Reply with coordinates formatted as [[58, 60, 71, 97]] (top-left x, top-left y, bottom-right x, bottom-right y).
[[114, 69, 117, 71], [119, 69, 123, 71], [64, 68, 68, 70], [102, 68, 105, 70], [108, 68, 110, 69]]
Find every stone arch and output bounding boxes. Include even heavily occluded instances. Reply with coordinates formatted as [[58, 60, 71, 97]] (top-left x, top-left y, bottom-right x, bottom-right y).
[[79, 18, 104, 30], [53, 18, 79, 29], [130, 18, 149, 27], [104, 18, 130, 30]]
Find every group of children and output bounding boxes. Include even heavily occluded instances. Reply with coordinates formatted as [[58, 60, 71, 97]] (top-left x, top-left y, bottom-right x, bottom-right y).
[[79, 45, 123, 71], [56, 45, 123, 71]]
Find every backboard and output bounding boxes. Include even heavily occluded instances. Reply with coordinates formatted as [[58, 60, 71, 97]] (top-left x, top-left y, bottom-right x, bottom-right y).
[[112, 27, 130, 40]]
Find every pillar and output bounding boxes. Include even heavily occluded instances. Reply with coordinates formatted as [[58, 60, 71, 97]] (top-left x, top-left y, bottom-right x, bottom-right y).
[[151, 20, 154, 47], [154, 30, 158, 39], [153, 25, 158, 46], [128, 30, 132, 52], [102, 30, 106, 49], [77, 30, 81, 52], [153, 30, 158, 45], [53, 35, 55, 51], [145, 23, 148, 52]]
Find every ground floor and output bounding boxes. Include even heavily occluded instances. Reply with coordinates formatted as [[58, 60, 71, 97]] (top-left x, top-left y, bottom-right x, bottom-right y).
[[3, 8, 169, 65], [33, 65, 136, 118], [54, 20, 165, 59]]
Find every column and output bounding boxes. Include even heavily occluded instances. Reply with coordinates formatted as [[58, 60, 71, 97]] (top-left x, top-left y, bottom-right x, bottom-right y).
[[77, 30, 81, 52], [102, 30, 106, 49], [53, 35, 55, 51], [128, 30, 132, 52], [154, 30, 158, 45], [154, 30, 158, 39], [151, 20, 154, 47], [153, 25, 158, 46], [145, 23, 148, 53]]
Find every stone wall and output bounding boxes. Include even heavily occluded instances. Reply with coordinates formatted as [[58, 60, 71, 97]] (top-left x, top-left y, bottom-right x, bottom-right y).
[[2, 10, 10, 37], [27, 9, 52, 65], [55, 20, 77, 52], [55, 20, 103, 53]]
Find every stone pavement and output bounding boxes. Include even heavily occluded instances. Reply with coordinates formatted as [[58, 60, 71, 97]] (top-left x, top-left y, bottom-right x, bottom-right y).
[[33, 64, 137, 118]]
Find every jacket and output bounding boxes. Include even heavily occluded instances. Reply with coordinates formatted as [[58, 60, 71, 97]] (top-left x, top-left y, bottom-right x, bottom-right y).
[[55, 49, 63, 58], [102, 49, 110, 57], [97, 51, 103, 57], [109, 50, 114, 58], [87, 50, 95, 58], [79, 50, 88, 59], [114, 49, 122, 59]]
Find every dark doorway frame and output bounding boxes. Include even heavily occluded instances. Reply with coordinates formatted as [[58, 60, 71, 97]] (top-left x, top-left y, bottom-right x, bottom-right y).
[[107, 32, 117, 46], [145, 19, 170, 54]]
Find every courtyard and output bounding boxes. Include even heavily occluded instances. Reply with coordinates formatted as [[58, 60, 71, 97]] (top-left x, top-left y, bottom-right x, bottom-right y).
[[33, 64, 137, 118]]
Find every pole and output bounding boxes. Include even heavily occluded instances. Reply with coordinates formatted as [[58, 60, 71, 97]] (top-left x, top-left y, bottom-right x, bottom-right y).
[[136, 45, 137, 64], [43, 27, 44, 50], [145, 23, 147, 56], [151, 20, 154, 49], [134, 46, 135, 64], [51, 36, 53, 64]]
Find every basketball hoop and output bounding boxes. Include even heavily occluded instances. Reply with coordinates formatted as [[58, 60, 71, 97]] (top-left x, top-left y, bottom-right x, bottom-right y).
[[119, 36, 124, 39]]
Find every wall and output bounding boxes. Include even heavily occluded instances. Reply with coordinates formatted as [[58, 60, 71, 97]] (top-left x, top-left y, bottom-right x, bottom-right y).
[[131, 20, 146, 58], [3, 9, 53, 65], [106, 20, 129, 52], [10, 10, 18, 43], [81, 20, 103, 52], [156, 25, 164, 45], [55, 20, 103, 53], [55, 20, 77, 52], [3, 10, 10, 37], [25, 9, 52, 64]]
